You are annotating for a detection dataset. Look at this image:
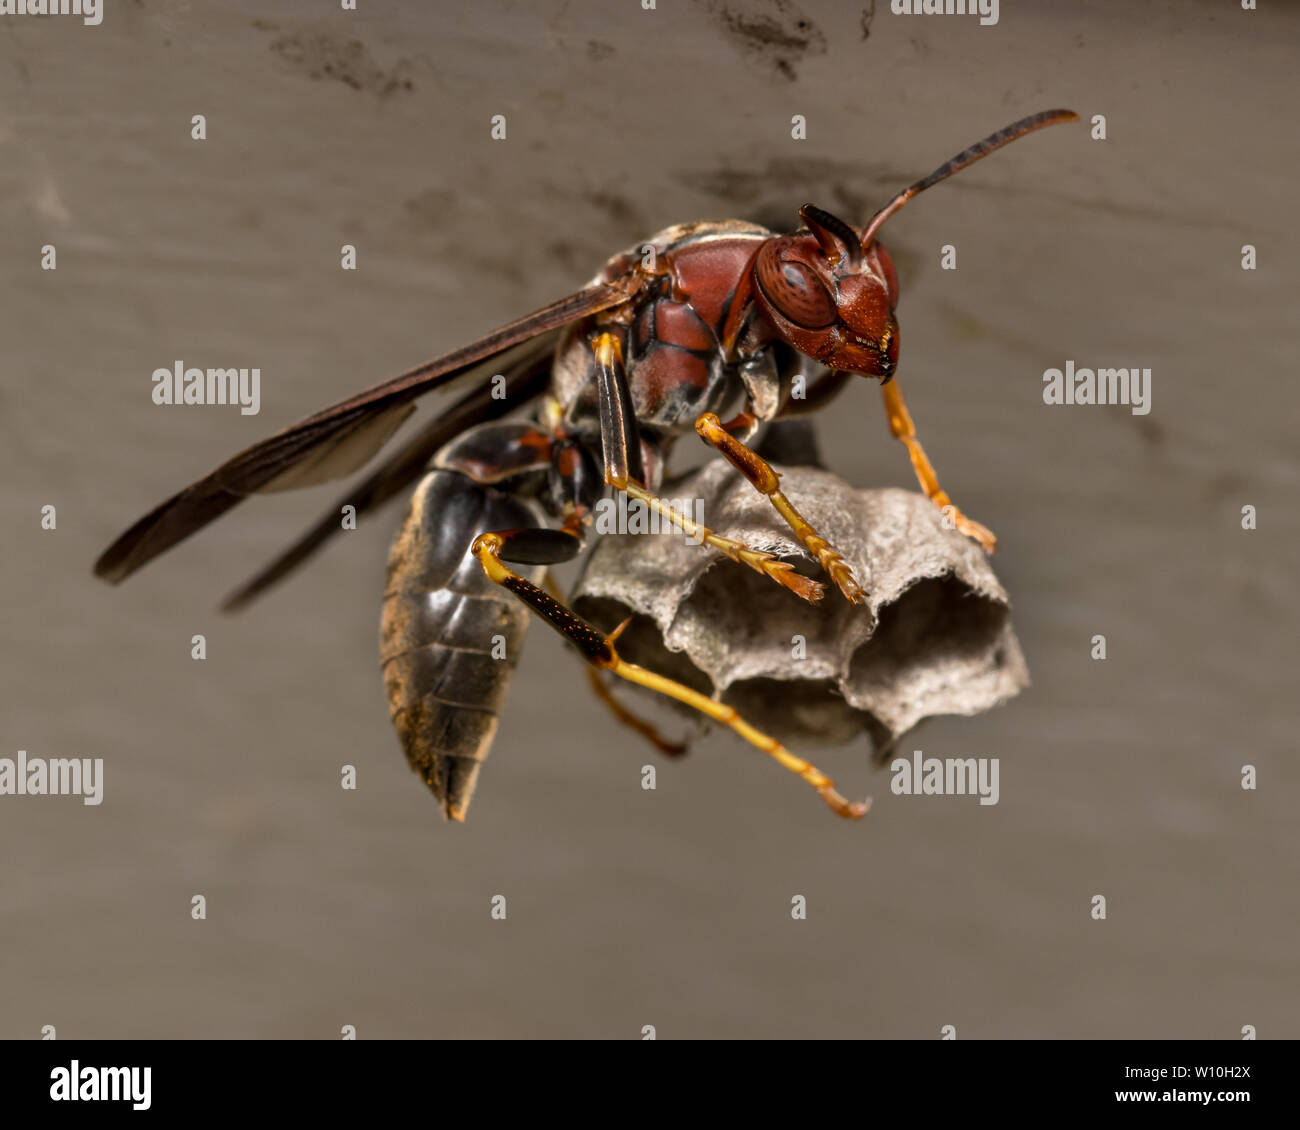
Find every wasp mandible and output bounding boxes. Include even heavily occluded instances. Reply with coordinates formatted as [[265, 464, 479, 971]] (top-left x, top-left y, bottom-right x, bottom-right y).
[[95, 109, 1077, 822]]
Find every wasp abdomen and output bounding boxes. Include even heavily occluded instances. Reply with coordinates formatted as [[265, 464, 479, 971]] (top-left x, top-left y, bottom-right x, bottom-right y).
[[380, 469, 544, 822]]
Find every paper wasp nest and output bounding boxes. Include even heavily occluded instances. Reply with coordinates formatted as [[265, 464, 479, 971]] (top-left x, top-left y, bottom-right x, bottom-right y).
[[571, 424, 1029, 760]]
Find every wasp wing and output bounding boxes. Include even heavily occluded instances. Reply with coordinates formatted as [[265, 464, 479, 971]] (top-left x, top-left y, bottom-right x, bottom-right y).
[[94, 277, 634, 584], [220, 340, 554, 612]]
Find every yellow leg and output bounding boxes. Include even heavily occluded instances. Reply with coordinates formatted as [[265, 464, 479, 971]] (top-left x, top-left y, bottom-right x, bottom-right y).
[[619, 480, 827, 606], [472, 532, 869, 820], [585, 667, 689, 758], [590, 330, 823, 606], [694, 413, 865, 604], [542, 573, 688, 758], [881, 379, 996, 553]]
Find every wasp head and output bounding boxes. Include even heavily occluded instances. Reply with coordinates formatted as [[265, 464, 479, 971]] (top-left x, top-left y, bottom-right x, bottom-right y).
[[748, 109, 1080, 384], [751, 204, 901, 381]]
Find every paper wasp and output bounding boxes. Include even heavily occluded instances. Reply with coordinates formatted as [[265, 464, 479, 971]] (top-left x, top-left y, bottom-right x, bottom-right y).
[[95, 109, 1077, 822]]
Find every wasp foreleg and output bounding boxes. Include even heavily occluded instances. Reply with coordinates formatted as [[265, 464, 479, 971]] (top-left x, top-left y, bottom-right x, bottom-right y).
[[881, 379, 997, 554]]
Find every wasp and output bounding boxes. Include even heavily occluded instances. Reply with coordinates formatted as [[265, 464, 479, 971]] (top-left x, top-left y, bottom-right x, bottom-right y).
[[95, 110, 1077, 822]]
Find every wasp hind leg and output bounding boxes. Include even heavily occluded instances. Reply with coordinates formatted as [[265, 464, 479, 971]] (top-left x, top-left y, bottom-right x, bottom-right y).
[[584, 667, 689, 758], [541, 574, 689, 759], [473, 530, 868, 820]]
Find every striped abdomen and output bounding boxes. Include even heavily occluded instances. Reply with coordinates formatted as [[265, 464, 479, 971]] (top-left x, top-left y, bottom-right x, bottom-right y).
[[380, 469, 544, 821]]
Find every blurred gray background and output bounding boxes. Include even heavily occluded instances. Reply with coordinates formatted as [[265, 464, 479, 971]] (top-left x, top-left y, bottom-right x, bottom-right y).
[[2, 0, 1296, 1038]]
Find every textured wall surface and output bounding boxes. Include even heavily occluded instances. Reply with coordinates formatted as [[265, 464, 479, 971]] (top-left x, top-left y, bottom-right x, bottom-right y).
[[1, 0, 1296, 1038]]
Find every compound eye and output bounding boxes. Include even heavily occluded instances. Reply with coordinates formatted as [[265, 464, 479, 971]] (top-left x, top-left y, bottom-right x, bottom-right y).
[[756, 249, 837, 329]]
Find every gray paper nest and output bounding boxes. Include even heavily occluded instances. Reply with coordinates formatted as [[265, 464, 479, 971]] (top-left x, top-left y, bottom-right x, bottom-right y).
[[571, 424, 1029, 761]]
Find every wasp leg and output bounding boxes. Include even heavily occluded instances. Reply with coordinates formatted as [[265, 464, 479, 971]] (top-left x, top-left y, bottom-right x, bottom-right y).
[[591, 331, 644, 490], [881, 379, 997, 553], [590, 331, 825, 606], [618, 480, 826, 605], [584, 667, 690, 758], [542, 438, 687, 758], [472, 531, 868, 820], [541, 573, 689, 758], [694, 412, 865, 605]]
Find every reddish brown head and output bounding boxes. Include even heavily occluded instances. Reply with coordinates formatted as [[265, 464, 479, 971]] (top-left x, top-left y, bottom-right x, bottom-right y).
[[748, 109, 1078, 385], [751, 204, 901, 380]]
